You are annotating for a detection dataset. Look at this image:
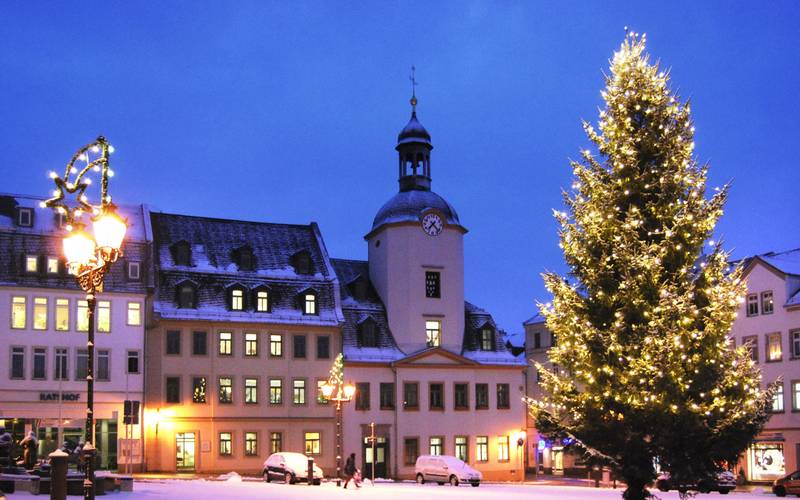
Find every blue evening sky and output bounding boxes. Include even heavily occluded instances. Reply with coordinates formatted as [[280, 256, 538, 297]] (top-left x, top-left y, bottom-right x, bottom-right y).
[[2, 1, 798, 333]]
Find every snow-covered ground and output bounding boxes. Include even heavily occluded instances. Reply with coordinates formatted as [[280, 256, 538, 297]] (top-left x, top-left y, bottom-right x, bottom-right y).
[[5, 478, 776, 499]]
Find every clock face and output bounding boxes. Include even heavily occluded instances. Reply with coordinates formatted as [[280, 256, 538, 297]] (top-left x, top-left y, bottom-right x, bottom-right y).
[[421, 213, 443, 236]]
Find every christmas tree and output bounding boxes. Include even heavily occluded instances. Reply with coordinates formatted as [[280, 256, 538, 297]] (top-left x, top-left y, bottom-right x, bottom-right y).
[[530, 32, 773, 500]]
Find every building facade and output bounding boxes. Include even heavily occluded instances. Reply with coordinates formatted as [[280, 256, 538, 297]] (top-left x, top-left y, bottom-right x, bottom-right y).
[[0, 194, 150, 471], [339, 101, 527, 481], [730, 249, 800, 482]]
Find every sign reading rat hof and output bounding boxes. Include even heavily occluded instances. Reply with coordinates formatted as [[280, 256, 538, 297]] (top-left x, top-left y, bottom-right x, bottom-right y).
[[39, 392, 80, 401]]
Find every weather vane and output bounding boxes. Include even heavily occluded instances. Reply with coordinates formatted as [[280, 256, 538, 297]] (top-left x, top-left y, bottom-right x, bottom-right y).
[[409, 65, 418, 110]]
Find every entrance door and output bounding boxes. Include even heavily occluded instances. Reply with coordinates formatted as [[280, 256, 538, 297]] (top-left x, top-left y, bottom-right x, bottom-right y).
[[176, 433, 196, 471], [363, 437, 388, 479], [552, 447, 564, 475]]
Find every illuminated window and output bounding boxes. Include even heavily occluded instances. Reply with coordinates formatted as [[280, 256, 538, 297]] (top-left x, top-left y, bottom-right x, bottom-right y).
[[127, 302, 141, 326], [256, 290, 269, 312], [33, 297, 48, 330], [270, 334, 282, 357], [230, 288, 244, 311], [304, 432, 321, 455], [317, 380, 329, 404], [219, 332, 232, 356], [97, 300, 111, 333], [245, 333, 258, 356], [497, 436, 510, 461], [303, 293, 317, 315], [47, 257, 60, 274], [480, 328, 494, 351], [270, 432, 282, 453], [192, 377, 207, 403], [746, 294, 759, 316], [77, 300, 89, 332], [245, 378, 258, 404], [269, 379, 283, 404], [219, 377, 233, 404], [293, 379, 306, 405], [219, 432, 232, 456], [455, 436, 468, 462], [55, 298, 69, 331], [425, 320, 441, 347], [25, 255, 38, 273], [771, 382, 784, 412], [767, 332, 782, 362], [244, 432, 258, 456], [429, 436, 443, 456], [761, 291, 774, 315], [11, 296, 26, 329], [793, 381, 800, 411]]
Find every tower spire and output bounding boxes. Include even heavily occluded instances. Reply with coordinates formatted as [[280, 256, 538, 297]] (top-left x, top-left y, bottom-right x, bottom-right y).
[[409, 65, 418, 112]]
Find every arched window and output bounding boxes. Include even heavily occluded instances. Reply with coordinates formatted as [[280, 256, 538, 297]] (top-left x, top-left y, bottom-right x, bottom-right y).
[[171, 241, 192, 266], [177, 282, 197, 309], [359, 319, 377, 348], [479, 327, 495, 351]]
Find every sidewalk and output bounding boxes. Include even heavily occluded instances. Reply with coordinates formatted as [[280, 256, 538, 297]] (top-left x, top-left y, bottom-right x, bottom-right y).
[[524, 473, 773, 494]]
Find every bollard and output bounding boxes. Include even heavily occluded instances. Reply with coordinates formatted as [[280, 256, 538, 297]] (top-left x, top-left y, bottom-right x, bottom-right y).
[[307, 457, 314, 486], [49, 449, 68, 500]]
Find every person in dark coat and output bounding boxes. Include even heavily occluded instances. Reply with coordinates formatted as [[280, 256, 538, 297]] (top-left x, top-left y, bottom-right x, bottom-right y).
[[0, 427, 12, 468], [343, 452, 360, 489], [20, 431, 38, 470]]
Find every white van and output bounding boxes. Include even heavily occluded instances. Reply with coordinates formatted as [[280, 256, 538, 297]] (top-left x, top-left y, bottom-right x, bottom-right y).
[[414, 455, 482, 487]]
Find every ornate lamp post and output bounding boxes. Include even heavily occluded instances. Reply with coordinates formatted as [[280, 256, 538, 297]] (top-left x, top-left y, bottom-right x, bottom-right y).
[[321, 354, 356, 487], [43, 136, 127, 500]]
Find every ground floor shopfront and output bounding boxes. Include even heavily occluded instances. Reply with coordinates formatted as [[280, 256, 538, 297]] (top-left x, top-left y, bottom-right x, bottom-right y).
[[738, 430, 800, 483], [142, 416, 337, 475], [0, 390, 143, 472]]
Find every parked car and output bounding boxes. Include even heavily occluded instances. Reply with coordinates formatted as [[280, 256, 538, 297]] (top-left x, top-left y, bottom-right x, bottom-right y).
[[773, 470, 800, 497], [655, 470, 735, 494], [262, 452, 323, 485], [415, 455, 482, 487]]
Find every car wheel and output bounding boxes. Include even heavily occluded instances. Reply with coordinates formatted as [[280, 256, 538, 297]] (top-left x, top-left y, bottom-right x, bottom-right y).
[[438, 482, 445, 486], [263, 470, 270, 483], [719, 490, 729, 495], [775, 486, 786, 497], [284, 472, 294, 485], [471, 482, 480, 487], [449, 475, 459, 486], [416, 473, 425, 484]]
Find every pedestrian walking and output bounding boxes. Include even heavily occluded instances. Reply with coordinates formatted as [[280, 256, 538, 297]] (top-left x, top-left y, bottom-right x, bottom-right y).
[[343, 452, 361, 489]]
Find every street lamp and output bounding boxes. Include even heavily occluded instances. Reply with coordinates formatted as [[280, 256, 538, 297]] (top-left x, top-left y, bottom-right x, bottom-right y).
[[43, 136, 127, 500], [321, 354, 356, 487]]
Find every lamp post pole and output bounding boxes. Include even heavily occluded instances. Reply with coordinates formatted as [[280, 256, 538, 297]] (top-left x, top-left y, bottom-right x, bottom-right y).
[[321, 354, 355, 488], [43, 136, 127, 500]]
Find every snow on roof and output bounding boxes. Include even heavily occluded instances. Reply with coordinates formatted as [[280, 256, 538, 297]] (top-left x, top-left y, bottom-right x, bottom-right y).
[[370, 189, 463, 233], [462, 301, 525, 365], [760, 248, 800, 276], [523, 312, 545, 326], [787, 289, 800, 307]]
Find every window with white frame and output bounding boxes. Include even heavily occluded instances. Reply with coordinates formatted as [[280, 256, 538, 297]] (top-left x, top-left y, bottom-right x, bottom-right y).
[[256, 290, 269, 312], [245, 333, 258, 356], [793, 381, 800, 411], [269, 379, 283, 404], [303, 293, 317, 315], [245, 378, 258, 404], [17, 208, 33, 227], [304, 432, 321, 455], [767, 332, 782, 362], [219, 377, 233, 403], [429, 436, 443, 456], [32, 348, 46, 379], [47, 257, 59, 274], [127, 261, 141, 281], [743, 335, 758, 363], [497, 436, 510, 461], [244, 432, 258, 456], [230, 288, 244, 311], [269, 334, 282, 357], [97, 349, 110, 381], [219, 332, 232, 355], [293, 379, 306, 404], [33, 297, 47, 330], [219, 432, 232, 456], [54, 348, 68, 380], [11, 347, 25, 379], [127, 302, 141, 326], [97, 300, 111, 332], [746, 293, 759, 316], [793, 330, 800, 359], [25, 255, 38, 273], [76, 349, 89, 380], [476, 436, 488, 462], [12, 296, 26, 329], [425, 320, 441, 348], [772, 381, 785, 412], [761, 291, 774, 315], [55, 298, 69, 331]]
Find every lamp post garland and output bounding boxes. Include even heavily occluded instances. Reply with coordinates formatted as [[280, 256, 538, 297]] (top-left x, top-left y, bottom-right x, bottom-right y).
[[43, 136, 127, 500], [321, 354, 356, 487]]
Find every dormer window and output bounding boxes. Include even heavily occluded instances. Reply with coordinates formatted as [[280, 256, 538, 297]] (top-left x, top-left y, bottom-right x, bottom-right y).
[[177, 281, 197, 309], [292, 251, 313, 275], [229, 286, 246, 311], [171, 241, 192, 266], [16, 207, 33, 227], [302, 291, 317, 315], [348, 277, 369, 301], [234, 245, 255, 271], [359, 319, 378, 348], [254, 287, 270, 312], [479, 327, 495, 351]]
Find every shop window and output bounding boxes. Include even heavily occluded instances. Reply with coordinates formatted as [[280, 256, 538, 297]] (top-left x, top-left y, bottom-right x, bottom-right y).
[[127, 351, 140, 374], [425, 320, 441, 348], [761, 291, 774, 315], [244, 432, 258, 456], [746, 293, 759, 316], [748, 443, 785, 481], [429, 383, 444, 410], [192, 377, 207, 403], [219, 332, 232, 356], [404, 438, 419, 465], [55, 298, 69, 331], [11, 296, 26, 329], [270, 432, 282, 454], [429, 437, 443, 456], [476, 436, 488, 462], [454, 383, 469, 410], [356, 382, 370, 410], [270, 379, 283, 404], [270, 334, 283, 357], [245, 333, 258, 357], [497, 383, 510, 409], [767, 332, 782, 362], [245, 378, 258, 404], [293, 379, 306, 405], [219, 432, 232, 456], [127, 302, 141, 326], [33, 297, 48, 330], [403, 382, 419, 410], [380, 383, 395, 410], [97, 300, 111, 333], [304, 432, 321, 455], [455, 436, 468, 462], [497, 436, 510, 462], [97, 350, 110, 381], [11, 347, 25, 379], [219, 377, 233, 404]]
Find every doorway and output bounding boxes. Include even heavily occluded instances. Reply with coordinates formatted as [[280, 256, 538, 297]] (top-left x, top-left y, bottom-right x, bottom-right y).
[[552, 447, 564, 475], [363, 436, 388, 479], [176, 432, 196, 471]]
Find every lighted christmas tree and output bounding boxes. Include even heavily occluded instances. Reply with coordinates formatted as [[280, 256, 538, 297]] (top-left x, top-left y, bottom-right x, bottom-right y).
[[530, 32, 773, 500]]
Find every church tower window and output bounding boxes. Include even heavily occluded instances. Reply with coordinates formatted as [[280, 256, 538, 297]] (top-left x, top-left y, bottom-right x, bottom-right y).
[[425, 320, 441, 348], [425, 271, 441, 298]]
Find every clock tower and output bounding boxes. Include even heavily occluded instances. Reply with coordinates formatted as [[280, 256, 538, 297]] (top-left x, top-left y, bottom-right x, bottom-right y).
[[366, 94, 467, 355]]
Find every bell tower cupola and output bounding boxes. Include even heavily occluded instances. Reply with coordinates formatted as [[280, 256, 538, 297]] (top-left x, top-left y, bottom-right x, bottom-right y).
[[396, 68, 432, 192]]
